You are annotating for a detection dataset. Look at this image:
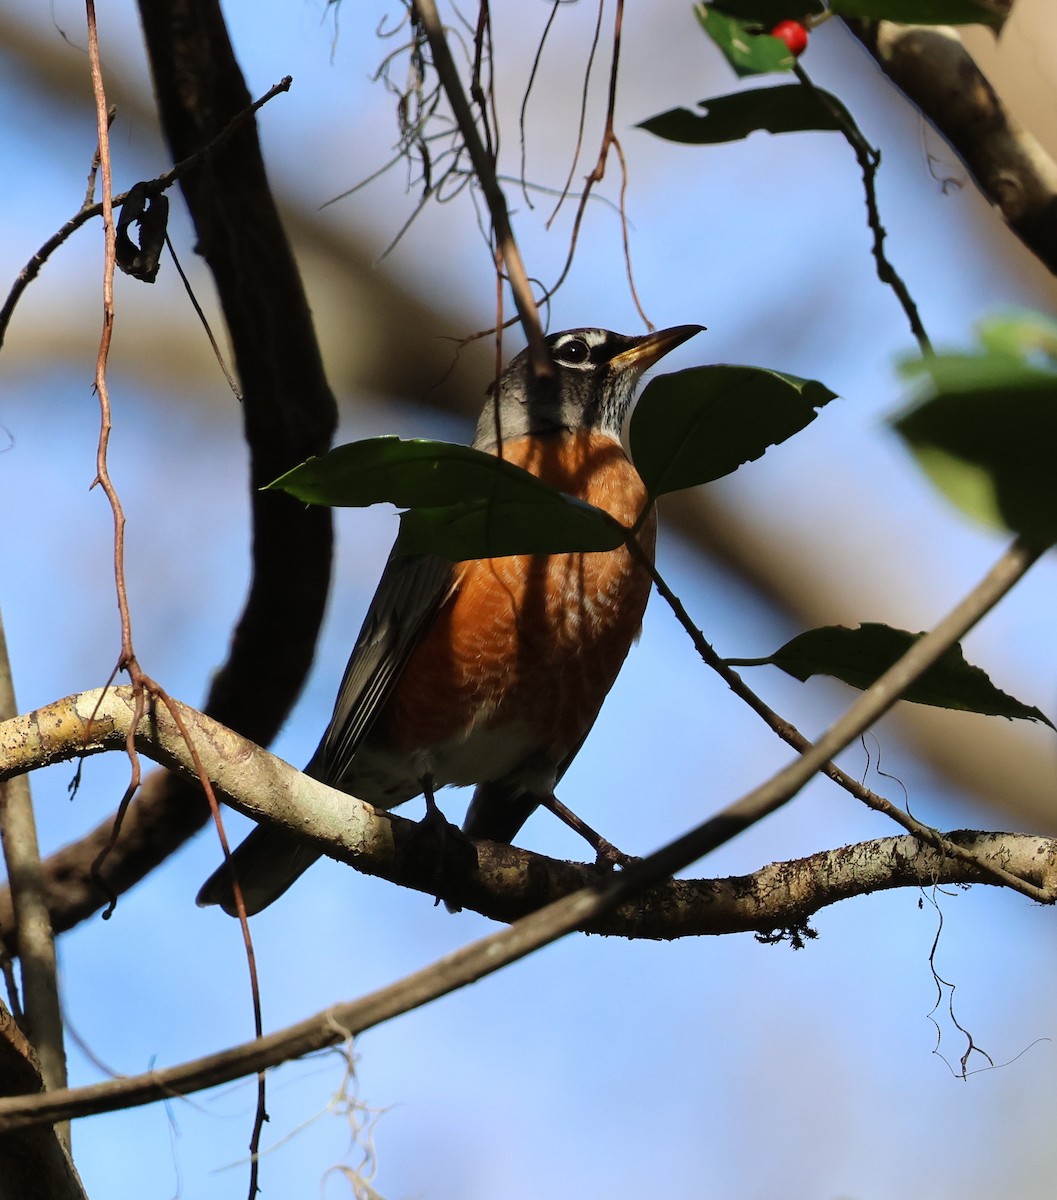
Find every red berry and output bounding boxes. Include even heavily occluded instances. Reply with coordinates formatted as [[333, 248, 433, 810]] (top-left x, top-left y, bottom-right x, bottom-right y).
[[770, 19, 808, 56]]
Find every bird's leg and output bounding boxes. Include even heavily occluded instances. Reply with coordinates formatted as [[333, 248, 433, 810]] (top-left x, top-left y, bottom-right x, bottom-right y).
[[416, 773, 465, 841], [542, 794, 635, 870], [420, 773, 444, 824], [411, 775, 478, 903]]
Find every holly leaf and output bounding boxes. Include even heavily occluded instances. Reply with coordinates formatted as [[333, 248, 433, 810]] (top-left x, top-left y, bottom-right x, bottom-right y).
[[639, 85, 850, 144], [894, 314, 1057, 547], [266, 436, 622, 560], [267, 437, 532, 508], [710, 0, 824, 22], [396, 494, 620, 561], [695, 4, 796, 76], [629, 365, 836, 497], [730, 623, 1054, 726]]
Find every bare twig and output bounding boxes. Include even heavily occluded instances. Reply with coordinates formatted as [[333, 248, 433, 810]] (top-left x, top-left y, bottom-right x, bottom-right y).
[[413, 0, 550, 374], [519, 0, 564, 208], [793, 61, 931, 352], [627, 540, 1046, 899], [533, 0, 649, 326], [0, 76, 291, 351], [83, 0, 150, 922], [164, 233, 242, 401], [152, 684, 268, 1195], [81, 104, 114, 209], [86, 10, 268, 1192], [646, 537, 1047, 897], [543, 0, 604, 225]]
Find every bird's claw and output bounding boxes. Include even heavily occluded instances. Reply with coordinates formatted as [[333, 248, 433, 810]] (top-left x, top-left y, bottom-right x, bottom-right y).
[[407, 789, 478, 903], [593, 838, 637, 872]]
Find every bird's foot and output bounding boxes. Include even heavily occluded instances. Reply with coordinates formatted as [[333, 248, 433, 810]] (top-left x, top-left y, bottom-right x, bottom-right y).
[[592, 837, 637, 873], [542, 794, 634, 872], [408, 779, 478, 905]]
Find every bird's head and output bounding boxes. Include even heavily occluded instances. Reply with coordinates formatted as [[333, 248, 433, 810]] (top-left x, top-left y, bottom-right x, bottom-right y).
[[474, 324, 704, 451]]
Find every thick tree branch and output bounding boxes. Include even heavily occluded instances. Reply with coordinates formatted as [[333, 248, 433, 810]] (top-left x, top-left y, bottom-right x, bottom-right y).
[[1, 689, 1053, 934], [0, 0, 338, 953], [846, 20, 1057, 274]]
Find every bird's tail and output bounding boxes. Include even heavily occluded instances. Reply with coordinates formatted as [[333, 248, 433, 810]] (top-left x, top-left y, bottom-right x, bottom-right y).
[[196, 823, 322, 916], [461, 780, 540, 844]]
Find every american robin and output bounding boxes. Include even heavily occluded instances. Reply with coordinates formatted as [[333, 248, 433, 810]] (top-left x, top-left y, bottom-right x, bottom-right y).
[[198, 324, 703, 914]]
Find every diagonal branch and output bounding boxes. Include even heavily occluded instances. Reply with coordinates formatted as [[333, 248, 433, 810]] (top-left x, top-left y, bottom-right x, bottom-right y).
[[0, 767, 1050, 1133], [793, 60, 931, 352], [624, 542, 1042, 899]]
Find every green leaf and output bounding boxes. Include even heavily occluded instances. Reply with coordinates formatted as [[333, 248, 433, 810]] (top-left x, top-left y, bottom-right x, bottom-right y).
[[397, 495, 621, 561], [629, 365, 837, 497], [829, 0, 1006, 27], [710, 0, 824, 23], [734, 623, 1053, 726], [267, 436, 539, 508], [975, 310, 1057, 362], [266, 436, 622, 561], [894, 315, 1057, 547], [639, 85, 851, 145], [695, 4, 795, 76]]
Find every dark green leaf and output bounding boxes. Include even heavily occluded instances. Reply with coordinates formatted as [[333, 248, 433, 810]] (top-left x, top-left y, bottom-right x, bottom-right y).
[[737, 623, 1053, 726], [829, 0, 1006, 27], [629, 365, 837, 497], [695, 4, 795, 76], [894, 316, 1057, 546], [266, 436, 558, 508], [639, 85, 851, 145], [711, 0, 824, 23], [397, 495, 621, 562], [266, 436, 622, 560]]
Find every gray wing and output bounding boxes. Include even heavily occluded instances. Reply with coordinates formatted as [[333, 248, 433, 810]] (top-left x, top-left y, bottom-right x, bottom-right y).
[[196, 550, 457, 915], [307, 549, 457, 785]]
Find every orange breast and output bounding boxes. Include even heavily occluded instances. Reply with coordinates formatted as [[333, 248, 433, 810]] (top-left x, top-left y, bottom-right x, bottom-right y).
[[372, 430, 655, 777]]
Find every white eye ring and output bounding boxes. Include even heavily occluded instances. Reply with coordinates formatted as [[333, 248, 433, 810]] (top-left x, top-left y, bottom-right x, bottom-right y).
[[555, 337, 590, 364]]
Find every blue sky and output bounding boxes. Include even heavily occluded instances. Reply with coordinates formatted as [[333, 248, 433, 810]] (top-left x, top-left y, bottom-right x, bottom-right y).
[[3, 2, 1057, 1198]]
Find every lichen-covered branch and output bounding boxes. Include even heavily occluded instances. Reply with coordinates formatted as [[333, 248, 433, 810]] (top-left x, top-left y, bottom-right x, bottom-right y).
[[2, 689, 1053, 937]]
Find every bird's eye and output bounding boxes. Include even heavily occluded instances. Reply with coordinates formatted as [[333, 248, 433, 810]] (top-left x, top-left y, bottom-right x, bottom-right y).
[[555, 337, 590, 364]]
